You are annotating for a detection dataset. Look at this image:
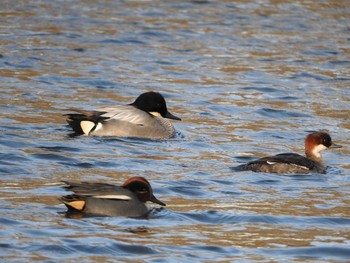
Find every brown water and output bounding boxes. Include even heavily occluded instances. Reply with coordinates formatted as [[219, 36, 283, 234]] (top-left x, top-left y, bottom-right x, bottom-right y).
[[1, 0, 350, 262]]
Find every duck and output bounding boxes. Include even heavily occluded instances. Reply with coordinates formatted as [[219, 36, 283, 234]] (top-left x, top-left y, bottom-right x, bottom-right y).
[[234, 131, 342, 174], [65, 91, 181, 139], [60, 176, 166, 217]]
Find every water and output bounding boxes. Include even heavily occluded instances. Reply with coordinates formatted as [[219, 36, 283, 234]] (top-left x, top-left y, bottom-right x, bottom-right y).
[[1, 0, 349, 262]]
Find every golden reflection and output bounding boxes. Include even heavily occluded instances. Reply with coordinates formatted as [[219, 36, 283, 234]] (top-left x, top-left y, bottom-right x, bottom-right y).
[[0, 68, 43, 81], [97, 222, 349, 250], [0, 11, 36, 18], [220, 65, 253, 73], [313, 107, 350, 119], [225, 188, 350, 218]]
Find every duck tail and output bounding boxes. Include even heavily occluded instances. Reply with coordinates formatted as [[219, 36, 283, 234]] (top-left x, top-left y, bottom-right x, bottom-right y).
[[231, 164, 248, 172], [60, 195, 86, 211], [64, 109, 107, 135]]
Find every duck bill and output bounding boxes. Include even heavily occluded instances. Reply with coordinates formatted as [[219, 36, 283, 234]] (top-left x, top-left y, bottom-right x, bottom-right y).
[[165, 111, 181, 121], [150, 195, 166, 206], [329, 143, 342, 149]]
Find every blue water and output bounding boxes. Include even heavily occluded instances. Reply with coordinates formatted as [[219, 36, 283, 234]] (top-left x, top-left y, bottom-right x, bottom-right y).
[[1, 0, 349, 262]]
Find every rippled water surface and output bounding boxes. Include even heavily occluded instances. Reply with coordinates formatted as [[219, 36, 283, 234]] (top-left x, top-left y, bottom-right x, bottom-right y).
[[1, 0, 350, 262]]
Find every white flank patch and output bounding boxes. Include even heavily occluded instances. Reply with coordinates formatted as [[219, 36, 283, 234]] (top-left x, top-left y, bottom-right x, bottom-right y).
[[93, 195, 132, 200], [267, 161, 276, 165], [94, 122, 103, 132], [291, 163, 309, 170], [312, 144, 327, 157], [80, 121, 95, 135], [149, 111, 162, 117]]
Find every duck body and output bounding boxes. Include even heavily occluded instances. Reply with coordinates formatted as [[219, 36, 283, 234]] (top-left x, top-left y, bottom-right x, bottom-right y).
[[234, 132, 341, 174], [65, 92, 181, 139], [60, 177, 165, 217], [235, 153, 325, 174]]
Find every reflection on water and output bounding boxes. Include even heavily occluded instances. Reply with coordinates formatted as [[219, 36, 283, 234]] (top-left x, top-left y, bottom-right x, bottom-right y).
[[1, 0, 349, 262]]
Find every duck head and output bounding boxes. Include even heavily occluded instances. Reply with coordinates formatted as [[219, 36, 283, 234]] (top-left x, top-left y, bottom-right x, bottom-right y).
[[131, 91, 181, 120], [122, 176, 166, 206]]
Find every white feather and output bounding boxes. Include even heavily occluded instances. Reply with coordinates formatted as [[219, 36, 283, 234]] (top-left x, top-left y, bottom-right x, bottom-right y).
[[94, 122, 103, 132], [80, 121, 95, 135], [93, 195, 132, 200], [292, 164, 309, 170]]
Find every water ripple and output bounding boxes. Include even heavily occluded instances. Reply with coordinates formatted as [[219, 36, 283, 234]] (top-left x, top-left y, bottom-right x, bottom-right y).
[[0, 0, 349, 262]]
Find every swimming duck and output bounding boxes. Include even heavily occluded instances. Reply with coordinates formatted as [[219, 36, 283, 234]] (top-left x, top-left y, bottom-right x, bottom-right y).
[[234, 131, 342, 174], [65, 91, 181, 139], [60, 176, 166, 217]]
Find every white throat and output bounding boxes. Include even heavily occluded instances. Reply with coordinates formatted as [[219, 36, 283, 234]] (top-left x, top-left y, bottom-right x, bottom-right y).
[[312, 144, 327, 158], [149, 112, 162, 117]]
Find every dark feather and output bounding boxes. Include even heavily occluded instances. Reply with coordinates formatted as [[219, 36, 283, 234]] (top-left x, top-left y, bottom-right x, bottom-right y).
[[64, 109, 108, 135]]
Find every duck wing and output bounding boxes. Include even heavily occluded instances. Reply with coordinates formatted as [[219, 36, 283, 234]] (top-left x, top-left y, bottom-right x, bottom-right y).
[[97, 105, 152, 126], [258, 153, 317, 170], [62, 181, 132, 200], [65, 105, 152, 135]]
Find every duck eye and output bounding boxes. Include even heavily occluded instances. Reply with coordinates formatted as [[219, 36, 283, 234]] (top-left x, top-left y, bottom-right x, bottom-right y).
[[138, 190, 147, 194], [323, 138, 331, 147]]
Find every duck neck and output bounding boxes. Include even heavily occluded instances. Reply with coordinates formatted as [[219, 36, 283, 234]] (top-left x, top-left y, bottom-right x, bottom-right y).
[[305, 149, 324, 165]]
